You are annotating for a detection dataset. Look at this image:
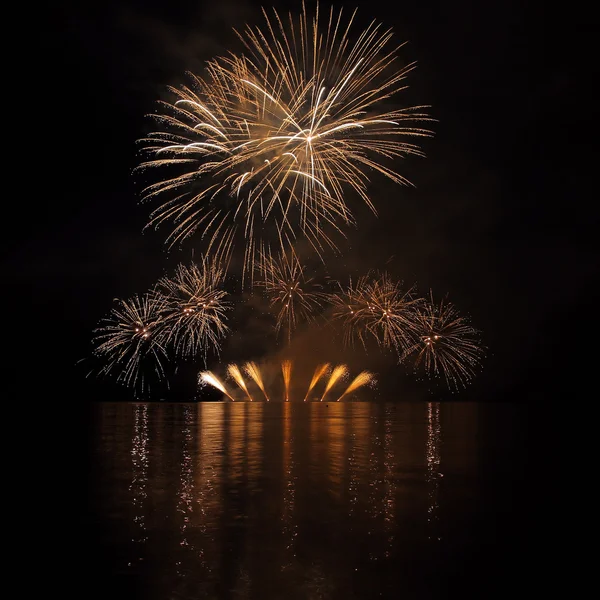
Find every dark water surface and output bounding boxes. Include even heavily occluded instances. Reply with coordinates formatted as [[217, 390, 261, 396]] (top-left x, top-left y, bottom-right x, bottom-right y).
[[86, 402, 531, 599]]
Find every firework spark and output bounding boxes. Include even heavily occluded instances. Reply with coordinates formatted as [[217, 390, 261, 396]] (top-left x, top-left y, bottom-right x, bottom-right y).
[[281, 360, 292, 401], [327, 271, 421, 356], [91, 294, 169, 392], [227, 363, 254, 401], [405, 292, 484, 390], [320, 364, 348, 401], [153, 260, 230, 359], [304, 362, 330, 401], [337, 370, 375, 401], [199, 370, 235, 401], [136, 3, 432, 278], [244, 361, 269, 401], [256, 249, 325, 339]]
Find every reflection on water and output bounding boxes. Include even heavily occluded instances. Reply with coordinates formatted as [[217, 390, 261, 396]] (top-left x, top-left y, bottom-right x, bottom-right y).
[[176, 405, 194, 577], [426, 402, 442, 541], [281, 402, 297, 564], [91, 401, 522, 599], [129, 404, 148, 562]]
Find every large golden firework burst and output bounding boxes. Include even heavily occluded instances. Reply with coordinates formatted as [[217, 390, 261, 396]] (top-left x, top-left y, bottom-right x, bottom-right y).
[[136, 2, 432, 278]]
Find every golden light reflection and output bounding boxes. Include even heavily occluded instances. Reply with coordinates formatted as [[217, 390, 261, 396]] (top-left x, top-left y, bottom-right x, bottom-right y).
[[326, 404, 346, 499], [129, 404, 149, 563], [246, 403, 263, 481], [112, 399, 456, 590], [228, 401, 247, 484], [281, 402, 298, 561], [383, 405, 395, 557], [426, 402, 442, 541], [195, 403, 225, 573], [308, 401, 327, 471], [367, 408, 380, 528], [175, 405, 195, 576], [348, 403, 370, 517]]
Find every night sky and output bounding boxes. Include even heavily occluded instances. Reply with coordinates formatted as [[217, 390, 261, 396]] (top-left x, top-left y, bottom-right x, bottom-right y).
[[15, 0, 592, 403]]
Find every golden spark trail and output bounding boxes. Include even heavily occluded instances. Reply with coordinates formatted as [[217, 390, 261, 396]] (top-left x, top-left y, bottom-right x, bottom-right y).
[[281, 360, 292, 401], [337, 371, 374, 401], [304, 363, 330, 401], [244, 361, 269, 401], [199, 371, 235, 401], [320, 364, 348, 402], [227, 364, 254, 401]]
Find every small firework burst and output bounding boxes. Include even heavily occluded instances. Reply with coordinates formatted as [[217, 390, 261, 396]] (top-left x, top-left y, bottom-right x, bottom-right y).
[[406, 292, 484, 390], [256, 249, 325, 340], [153, 260, 230, 360], [91, 294, 169, 392], [327, 271, 421, 357]]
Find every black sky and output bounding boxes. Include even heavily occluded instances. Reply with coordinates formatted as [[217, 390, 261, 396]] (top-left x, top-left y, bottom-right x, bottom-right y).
[[14, 0, 594, 402]]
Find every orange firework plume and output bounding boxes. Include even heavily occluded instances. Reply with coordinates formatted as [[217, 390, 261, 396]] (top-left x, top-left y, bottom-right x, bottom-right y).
[[199, 371, 235, 401], [304, 363, 330, 401], [320, 364, 348, 401], [281, 360, 292, 401], [227, 363, 254, 401], [244, 361, 269, 401], [337, 371, 375, 401]]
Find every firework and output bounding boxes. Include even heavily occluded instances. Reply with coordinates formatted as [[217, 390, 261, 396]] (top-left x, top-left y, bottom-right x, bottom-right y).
[[199, 370, 235, 401], [244, 361, 269, 401], [405, 292, 484, 390], [256, 249, 325, 339], [153, 260, 230, 359], [320, 364, 348, 401], [337, 370, 375, 401], [281, 360, 292, 401], [327, 271, 421, 356], [227, 363, 254, 401], [304, 362, 330, 401], [136, 2, 431, 278], [91, 294, 169, 391]]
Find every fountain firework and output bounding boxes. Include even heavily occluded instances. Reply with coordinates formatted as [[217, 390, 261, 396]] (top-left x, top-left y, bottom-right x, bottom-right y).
[[199, 371, 235, 401], [337, 371, 375, 401], [304, 363, 330, 401], [227, 364, 254, 401], [281, 360, 292, 401], [320, 365, 349, 402], [244, 362, 269, 401]]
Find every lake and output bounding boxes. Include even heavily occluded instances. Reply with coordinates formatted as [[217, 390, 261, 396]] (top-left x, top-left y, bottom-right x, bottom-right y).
[[85, 402, 531, 599]]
